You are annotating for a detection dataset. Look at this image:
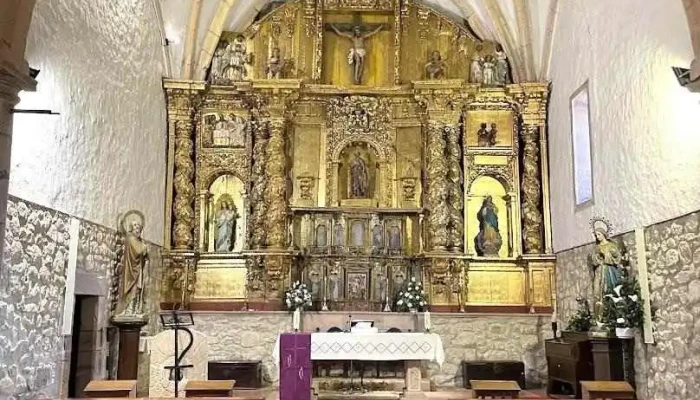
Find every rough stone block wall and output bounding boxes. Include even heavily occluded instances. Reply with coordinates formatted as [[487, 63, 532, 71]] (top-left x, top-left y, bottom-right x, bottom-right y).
[[1, 196, 163, 399], [556, 211, 700, 400], [428, 315, 548, 388]]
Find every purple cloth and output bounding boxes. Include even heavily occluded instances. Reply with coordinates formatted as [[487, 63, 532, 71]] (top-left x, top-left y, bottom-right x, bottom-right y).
[[279, 333, 312, 400]]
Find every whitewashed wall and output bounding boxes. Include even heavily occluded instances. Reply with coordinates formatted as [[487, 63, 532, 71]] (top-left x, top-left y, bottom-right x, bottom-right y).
[[548, 0, 700, 251], [9, 0, 167, 244]]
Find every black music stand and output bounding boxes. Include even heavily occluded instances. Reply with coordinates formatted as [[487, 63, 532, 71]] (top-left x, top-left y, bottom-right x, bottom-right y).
[[159, 311, 195, 397]]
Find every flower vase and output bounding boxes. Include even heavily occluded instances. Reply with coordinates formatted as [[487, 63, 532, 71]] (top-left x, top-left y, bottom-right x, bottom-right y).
[[409, 308, 417, 314], [293, 308, 301, 332], [615, 327, 635, 339]]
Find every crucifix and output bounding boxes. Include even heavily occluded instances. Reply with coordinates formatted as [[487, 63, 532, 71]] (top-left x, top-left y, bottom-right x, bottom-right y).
[[326, 13, 387, 85]]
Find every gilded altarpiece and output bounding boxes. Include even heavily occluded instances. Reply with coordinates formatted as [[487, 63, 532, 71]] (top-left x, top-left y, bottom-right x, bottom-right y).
[[161, 0, 554, 313]]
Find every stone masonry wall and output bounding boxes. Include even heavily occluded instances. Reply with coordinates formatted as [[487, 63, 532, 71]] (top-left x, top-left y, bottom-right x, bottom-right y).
[[556, 211, 700, 400], [428, 315, 548, 388], [1, 196, 163, 399]]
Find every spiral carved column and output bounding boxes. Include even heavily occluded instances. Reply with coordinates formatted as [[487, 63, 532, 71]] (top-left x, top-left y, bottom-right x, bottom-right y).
[[445, 124, 464, 252], [426, 121, 450, 251], [265, 118, 288, 249], [172, 116, 196, 250], [250, 120, 269, 249], [521, 124, 544, 254]]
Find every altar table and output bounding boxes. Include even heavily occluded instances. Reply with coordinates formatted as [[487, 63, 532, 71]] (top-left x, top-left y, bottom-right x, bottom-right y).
[[273, 332, 444, 400]]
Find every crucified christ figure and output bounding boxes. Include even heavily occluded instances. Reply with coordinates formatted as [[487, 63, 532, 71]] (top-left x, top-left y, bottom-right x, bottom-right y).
[[329, 24, 384, 85]]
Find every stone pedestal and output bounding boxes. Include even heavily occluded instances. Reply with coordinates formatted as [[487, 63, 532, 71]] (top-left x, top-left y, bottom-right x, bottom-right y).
[[590, 337, 624, 382], [112, 315, 148, 380], [404, 361, 426, 400]]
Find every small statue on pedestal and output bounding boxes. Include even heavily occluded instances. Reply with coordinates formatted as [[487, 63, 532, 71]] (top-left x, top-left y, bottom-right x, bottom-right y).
[[425, 50, 447, 79], [266, 47, 286, 79], [116, 211, 149, 317]]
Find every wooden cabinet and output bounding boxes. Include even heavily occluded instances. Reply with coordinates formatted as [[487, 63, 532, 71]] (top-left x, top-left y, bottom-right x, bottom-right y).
[[546, 331, 594, 398]]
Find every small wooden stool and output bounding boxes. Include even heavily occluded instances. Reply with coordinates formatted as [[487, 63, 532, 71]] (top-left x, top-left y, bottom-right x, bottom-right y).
[[581, 381, 636, 399], [83, 380, 137, 398], [185, 379, 236, 397], [471, 380, 521, 399]]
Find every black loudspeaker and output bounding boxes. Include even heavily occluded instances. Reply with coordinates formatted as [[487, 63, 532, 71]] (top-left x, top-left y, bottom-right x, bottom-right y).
[[462, 361, 526, 389]]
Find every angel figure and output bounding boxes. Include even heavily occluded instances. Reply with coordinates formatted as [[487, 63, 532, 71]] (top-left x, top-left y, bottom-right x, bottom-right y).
[[266, 47, 285, 79], [224, 35, 252, 82], [589, 218, 626, 325]]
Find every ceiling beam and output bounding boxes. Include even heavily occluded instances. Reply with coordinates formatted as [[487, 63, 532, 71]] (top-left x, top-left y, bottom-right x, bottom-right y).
[[195, 0, 240, 81], [181, 0, 203, 79], [481, 0, 525, 82], [513, 0, 536, 81], [539, 0, 560, 81]]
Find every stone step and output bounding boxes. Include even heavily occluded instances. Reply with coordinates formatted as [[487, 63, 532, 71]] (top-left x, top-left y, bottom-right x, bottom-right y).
[[317, 391, 402, 400]]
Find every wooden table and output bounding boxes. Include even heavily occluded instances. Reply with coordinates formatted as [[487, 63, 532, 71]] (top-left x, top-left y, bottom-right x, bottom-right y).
[[581, 381, 636, 399], [184, 380, 236, 397], [83, 380, 137, 398], [471, 380, 521, 399]]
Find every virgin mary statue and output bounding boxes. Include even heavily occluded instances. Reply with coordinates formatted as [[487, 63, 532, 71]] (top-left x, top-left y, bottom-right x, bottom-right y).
[[589, 218, 625, 323], [474, 196, 502, 256]]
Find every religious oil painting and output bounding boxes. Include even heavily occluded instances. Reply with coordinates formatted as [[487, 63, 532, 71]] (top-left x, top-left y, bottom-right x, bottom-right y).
[[204, 112, 248, 147], [465, 109, 514, 148], [207, 174, 245, 253], [346, 272, 368, 301]]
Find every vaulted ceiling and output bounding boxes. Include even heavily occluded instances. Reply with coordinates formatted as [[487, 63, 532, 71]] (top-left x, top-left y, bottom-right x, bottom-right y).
[[158, 0, 560, 83]]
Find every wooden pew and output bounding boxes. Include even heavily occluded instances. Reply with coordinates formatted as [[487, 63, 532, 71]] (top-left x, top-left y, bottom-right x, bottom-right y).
[[581, 381, 636, 399], [83, 380, 137, 398]]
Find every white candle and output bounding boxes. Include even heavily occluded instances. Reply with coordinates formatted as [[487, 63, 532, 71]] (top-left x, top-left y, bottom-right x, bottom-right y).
[[293, 308, 301, 331], [551, 307, 557, 323], [424, 310, 431, 331]]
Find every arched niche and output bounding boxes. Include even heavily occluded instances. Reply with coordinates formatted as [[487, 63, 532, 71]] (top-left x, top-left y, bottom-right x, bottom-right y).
[[466, 175, 512, 258], [336, 141, 381, 207], [204, 174, 247, 253]]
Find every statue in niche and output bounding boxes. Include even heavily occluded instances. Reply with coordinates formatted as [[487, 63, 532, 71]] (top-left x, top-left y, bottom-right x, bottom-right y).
[[210, 41, 230, 85], [351, 220, 365, 247], [482, 55, 496, 86], [329, 262, 342, 301], [266, 47, 285, 79], [316, 224, 328, 247], [469, 50, 483, 83], [224, 35, 252, 82], [328, 24, 385, 85], [388, 225, 401, 249], [425, 50, 447, 79], [214, 198, 239, 252], [371, 218, 383, 254], [474, 196, 502, 256], [349, 152, 370, 198], [116, 211, 149, 316], [477, 123, 497, 147], [334, 218, 345, 247], [495, 45, 510, 85], [589, 218, 626, 325]]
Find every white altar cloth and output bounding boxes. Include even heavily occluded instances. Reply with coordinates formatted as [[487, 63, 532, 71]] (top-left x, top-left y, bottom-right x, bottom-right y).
[[273, 332, 445, 367]]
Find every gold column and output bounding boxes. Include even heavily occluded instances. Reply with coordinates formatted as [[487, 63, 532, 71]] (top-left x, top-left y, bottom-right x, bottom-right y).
[[250, 120, 269, 249], [265, 117, 288, 249], [425, 120, 449, 251], [445, 124, 464, 252], [511, 84, 549, 254], [165, 81, 204, 250]]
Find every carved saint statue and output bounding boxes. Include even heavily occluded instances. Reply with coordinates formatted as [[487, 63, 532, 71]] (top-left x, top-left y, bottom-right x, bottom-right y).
[[469, 52, 483, 83], [215, 200, 239, 252], [224, 35, 252, 82], [349, 152, 370, 198], [266, 47, 285, 79], [329, 24, 384, 85], [117, 211, 149, 316], [210, 41, 229, 85], [474, 196, 502, 256], [482, 55, 496, 86], [589, 218, 625, 324], [495, 46, 510, 85], [211, 114, 247, 147], [425, 50, 447, 79], [334, 218, 345, 247], [477, 122, 498, 147]]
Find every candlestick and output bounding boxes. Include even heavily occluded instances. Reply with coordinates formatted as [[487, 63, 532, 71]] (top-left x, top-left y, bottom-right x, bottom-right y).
[[424, 310, 431, 332], [293, 308, 301, 332], [321, 276, 329, 311], [551, 310, 557, 339], [383, 277, 391, 312]]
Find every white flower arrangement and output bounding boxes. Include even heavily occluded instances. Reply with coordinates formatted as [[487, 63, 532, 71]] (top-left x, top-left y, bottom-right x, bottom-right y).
[[395, 277, 428, 312], [284, 281, 313, 311], [603, 279, 644, 328]]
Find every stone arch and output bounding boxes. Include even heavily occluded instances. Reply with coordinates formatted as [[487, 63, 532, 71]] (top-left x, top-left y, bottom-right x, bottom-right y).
[[331, 137, 388, 163], [203, 169, 247, 193]]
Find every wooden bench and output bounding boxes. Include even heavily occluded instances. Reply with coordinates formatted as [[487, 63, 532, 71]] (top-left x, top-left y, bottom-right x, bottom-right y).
[[83, 380, 137, 398], [471, 380, 521, 399], [185, 380, 236, 397], [581, 381, 636, 399]]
